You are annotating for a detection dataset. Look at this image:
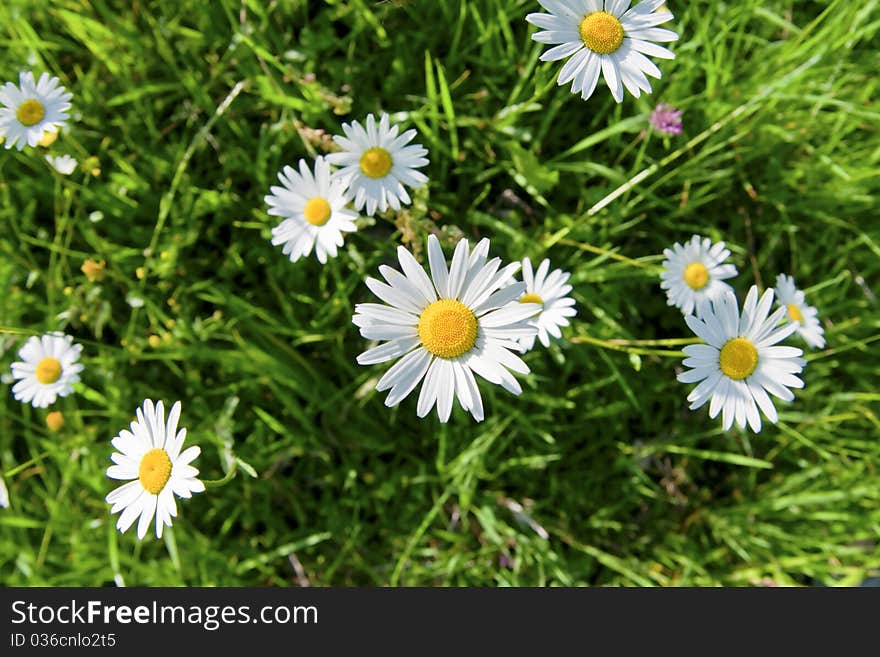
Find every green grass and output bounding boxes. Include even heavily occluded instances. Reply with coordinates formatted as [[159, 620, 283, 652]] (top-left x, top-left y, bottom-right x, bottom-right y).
[[1, 0, 879, 586]]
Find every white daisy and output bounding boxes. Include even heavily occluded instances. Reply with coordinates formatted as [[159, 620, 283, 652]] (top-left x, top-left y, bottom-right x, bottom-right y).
[[9, 333, 83, 408], [516, 257, 577, 351], [326, 113, 429, 217], [45, 153, 77, 175], [353, 235, 540, 422], [526, 0, 678, 103], [773, 274, 825, 350], [0, 71, 73, 151], [105, 400, 205, 540], [678, 286, 806, 433], [660, 235, 738, 316], [266, 156, 359, 264]]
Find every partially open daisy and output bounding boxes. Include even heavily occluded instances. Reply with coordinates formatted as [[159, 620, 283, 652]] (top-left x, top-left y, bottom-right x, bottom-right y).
[[45, 153, 77, 175], [9, 333, 83, 408], [526, 0, 678, 103], [661, 235, 738, 316], [105, 400, 204, 540], [515, 257, 577, 352], [0, 72, 72, 151], [353, 235, 540, 422], [678, 286, 806, 433], [773, 274, 825, 349], [326, 113, 429, 217], [265, 156, 359, 264]]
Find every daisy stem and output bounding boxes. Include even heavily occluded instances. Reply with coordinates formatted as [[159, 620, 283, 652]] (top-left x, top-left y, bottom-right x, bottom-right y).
[[552, 237, 660, 271], [203, 462, 238, 488], [570, 335, 688, 357], [3, 451, 51, 478], [125, 79, 248, 345]]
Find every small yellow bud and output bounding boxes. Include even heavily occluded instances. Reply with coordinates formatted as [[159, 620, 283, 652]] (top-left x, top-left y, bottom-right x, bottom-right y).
[[81, 258, 106, 283], [83, 156, 101, 177], [38, 130, 59, 147], [46, 412, 65, 432], [147, 335, 162, 348], [135, 267, 146, 280]]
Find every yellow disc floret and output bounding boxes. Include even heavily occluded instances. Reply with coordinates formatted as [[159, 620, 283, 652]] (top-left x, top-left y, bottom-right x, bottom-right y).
[[35, 357, 62, 384], [579, 11, 625, 55], [303, 197, 332, 226], [520, 293, 544, 306], [138, 448, 172, 495], [683, 262, 710, 290], [787, 304, 804, 323], [418, 299, 478, 359], [16, 99, 45, 127], [719, 338, 759, 381], [359, 147, 393, 179]]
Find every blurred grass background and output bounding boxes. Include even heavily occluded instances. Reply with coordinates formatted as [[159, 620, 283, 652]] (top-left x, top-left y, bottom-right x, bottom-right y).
[[0, 0, 878, 586]]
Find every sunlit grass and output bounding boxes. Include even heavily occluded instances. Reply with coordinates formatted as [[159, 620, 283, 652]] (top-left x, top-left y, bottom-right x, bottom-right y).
[[0, 0, 878, 586]]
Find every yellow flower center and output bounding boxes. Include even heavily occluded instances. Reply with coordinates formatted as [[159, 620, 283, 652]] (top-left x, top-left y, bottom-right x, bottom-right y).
[[303, 197, 332, 226], [683, 262, 710, 291], [35, 357, 62, 384], [787, 304, 804, 323], [578, 11, 625, 55], [359, 147, 393, 179], [418, 299, 478, 359], [16, 99, 46, 127], [138, 448, 172, 495], [719, 338, 758, 381], [520, 293, 544, 306]]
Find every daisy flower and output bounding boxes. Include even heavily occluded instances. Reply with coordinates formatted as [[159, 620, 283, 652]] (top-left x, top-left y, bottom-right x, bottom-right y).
[[526, 0, 678, 103], [45, 153, 77, 175], [660, 235, 738, 316], [326, 113, 428, 217], [353, 235, 540, 422], [516, 257, 577, 352], [773, 274, 825, 349], [0, 72, 73, 151], [265, 156, 359, 264], [9, 333, 83, 408], [105, 400, 205, 540], [678, 286, 806, 433]]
